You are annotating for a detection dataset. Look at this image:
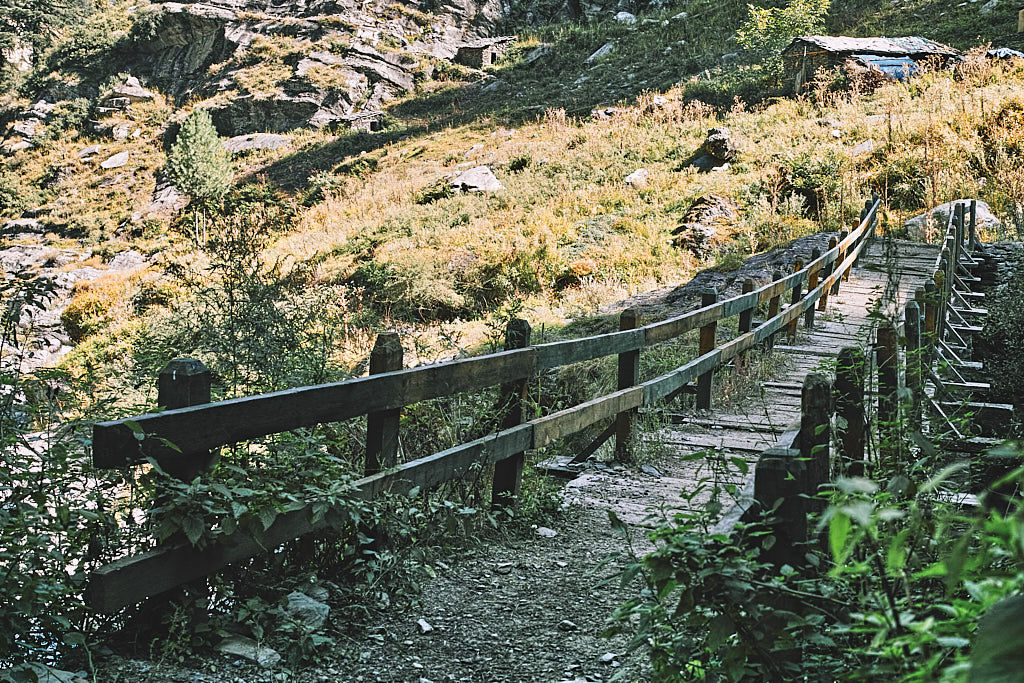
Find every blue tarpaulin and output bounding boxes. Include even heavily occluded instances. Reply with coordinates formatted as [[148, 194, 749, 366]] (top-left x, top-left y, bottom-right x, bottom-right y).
[[853, 54, 920, 81]]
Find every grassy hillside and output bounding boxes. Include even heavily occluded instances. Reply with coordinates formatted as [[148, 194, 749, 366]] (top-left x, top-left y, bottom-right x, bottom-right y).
[[1, 0, 1023, 406]]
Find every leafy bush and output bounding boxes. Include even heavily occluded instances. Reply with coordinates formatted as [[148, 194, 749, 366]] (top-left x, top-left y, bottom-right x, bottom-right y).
[[737, 0, 831, 68], [609, 440, 1024, 679], [0, 170, 46, 218]]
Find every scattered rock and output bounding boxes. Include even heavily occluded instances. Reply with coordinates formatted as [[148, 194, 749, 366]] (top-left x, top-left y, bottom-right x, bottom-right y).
[[417, 618, 434, 634], [215, 635, 281, 668], [522, 45, 551, 65], [816, 118, 842, 128], [108, 250, 147, 272], [2, 140, 32, 154], [558, 619, 579, 631], [980, 0, 999, 14], [614, 11, 636, 23], [450, 165, 504, 193], [100, 151, 130, 169], [77, 144, 102, 160], [830, 129, 842, 139], [111, 76, 156, 103], [585, 42, 614, 64], [700, 127, 738, 162], [133, 176, 188, 221], [624, 168, 649, 188], [285, 591, 330, 632], [672, 11, 688, 20], [222, 133, 291, 154], [2, 218, 47, 236], [11, 118, 41, 139], [904, 199, 1001, 240], [671, 194, 738, 254], [600, 652, 618, 664], [721, 52, 740, 65], [641, 464, 662, 477], [852, 139, 876, 155], [535, 526, 558, 538], [591, 106, 622, 119]]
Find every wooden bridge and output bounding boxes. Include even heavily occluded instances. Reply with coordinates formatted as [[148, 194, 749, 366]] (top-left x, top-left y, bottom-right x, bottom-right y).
[[86, 197, 1000, 613]]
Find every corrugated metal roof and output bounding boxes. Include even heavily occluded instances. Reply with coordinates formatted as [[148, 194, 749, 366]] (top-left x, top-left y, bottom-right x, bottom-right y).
[[786, 35, 959, 57], [853, 54, 920, 81]]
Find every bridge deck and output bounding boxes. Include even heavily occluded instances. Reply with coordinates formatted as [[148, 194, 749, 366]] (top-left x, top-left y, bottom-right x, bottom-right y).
[[564, 239, 940, 524]]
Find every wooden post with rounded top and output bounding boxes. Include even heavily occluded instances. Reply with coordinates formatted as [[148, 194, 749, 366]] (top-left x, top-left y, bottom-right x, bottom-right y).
[[818, 237, 838, 312]]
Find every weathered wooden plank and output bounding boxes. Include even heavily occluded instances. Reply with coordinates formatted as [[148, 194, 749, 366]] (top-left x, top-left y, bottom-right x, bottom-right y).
[[531, 386, 643, 448], [534, 328, 644, 369], [93, 349, 538, 468]]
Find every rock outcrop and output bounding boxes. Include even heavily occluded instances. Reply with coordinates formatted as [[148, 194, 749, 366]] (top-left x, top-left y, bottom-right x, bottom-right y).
[[131, 0, 507, 135]]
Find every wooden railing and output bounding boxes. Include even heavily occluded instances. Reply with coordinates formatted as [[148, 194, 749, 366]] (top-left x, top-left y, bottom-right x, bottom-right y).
[[723, 199, 997, 566], [86, 198, 881, 613]]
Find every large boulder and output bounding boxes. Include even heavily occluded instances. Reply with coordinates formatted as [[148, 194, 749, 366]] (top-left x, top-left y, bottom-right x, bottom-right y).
[[450, 166, 504, 192], [700, 127, 738, 162], [671, 194, 738, 256], [903, 199, 1001, 241]]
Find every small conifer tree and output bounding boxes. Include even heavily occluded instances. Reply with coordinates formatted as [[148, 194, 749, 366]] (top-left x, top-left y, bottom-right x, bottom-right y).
[[167, 109, 233, 244]]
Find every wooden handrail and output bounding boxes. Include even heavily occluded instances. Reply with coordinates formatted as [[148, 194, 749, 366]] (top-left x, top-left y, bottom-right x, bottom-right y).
[[86, 198, 880, 612], [93, 199, 881, 470]]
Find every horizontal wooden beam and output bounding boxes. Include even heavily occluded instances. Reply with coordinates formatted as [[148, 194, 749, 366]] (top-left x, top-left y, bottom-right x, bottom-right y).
[[94, 349, 537, 468]]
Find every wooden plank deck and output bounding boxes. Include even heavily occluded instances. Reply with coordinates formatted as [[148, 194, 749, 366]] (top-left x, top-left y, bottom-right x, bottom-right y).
[[564, 239, 941, 524]]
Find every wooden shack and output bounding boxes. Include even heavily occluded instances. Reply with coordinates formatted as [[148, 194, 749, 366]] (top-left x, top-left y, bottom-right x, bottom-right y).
[[455, 37, 516, 69], [782, 36, 959, 92]]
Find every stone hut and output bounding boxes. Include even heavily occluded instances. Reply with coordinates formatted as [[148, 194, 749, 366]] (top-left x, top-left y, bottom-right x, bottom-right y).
[[782, 35, 959, 92], [454, 36, 516, 68]]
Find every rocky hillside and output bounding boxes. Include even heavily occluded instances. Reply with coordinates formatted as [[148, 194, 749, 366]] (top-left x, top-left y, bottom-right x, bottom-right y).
[[0, 0, 1022, 393]]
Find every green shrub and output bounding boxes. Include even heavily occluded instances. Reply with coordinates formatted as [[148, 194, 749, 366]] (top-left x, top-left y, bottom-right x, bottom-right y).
[[737, 0, 831, 70]]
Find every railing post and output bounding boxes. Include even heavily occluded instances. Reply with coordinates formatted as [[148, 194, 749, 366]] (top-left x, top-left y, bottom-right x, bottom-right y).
[[876, 322, 899, 457], [805, 247, 821, 329], [934, 266, 947, 342], [738, 279, 754, 368], [924, 280, 937, 364], [905, 300, 923, 431], [615, 308, 640, 461], [788, 259, 803, 343], [800, 372, 832, 515], [697, 287, 718, 410], [365, 332, 403, 476], [833, 230, 848, 293], [766, 269, 783, 350], [157, 358, 213, 480], [835, 347, 865, 477], [969, 199, 978, 250], [818, 237, 838, 312], [492, 318, 531, 509]]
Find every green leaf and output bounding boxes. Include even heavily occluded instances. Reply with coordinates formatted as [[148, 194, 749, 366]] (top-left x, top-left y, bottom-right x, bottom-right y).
[[182, 516, 205, 546], [729, 457, 749, 475], [970, 595, 1024, 681], [259, 506, 278, 531], [707, 613, 733, 650], [829, 510, 851, 562]]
